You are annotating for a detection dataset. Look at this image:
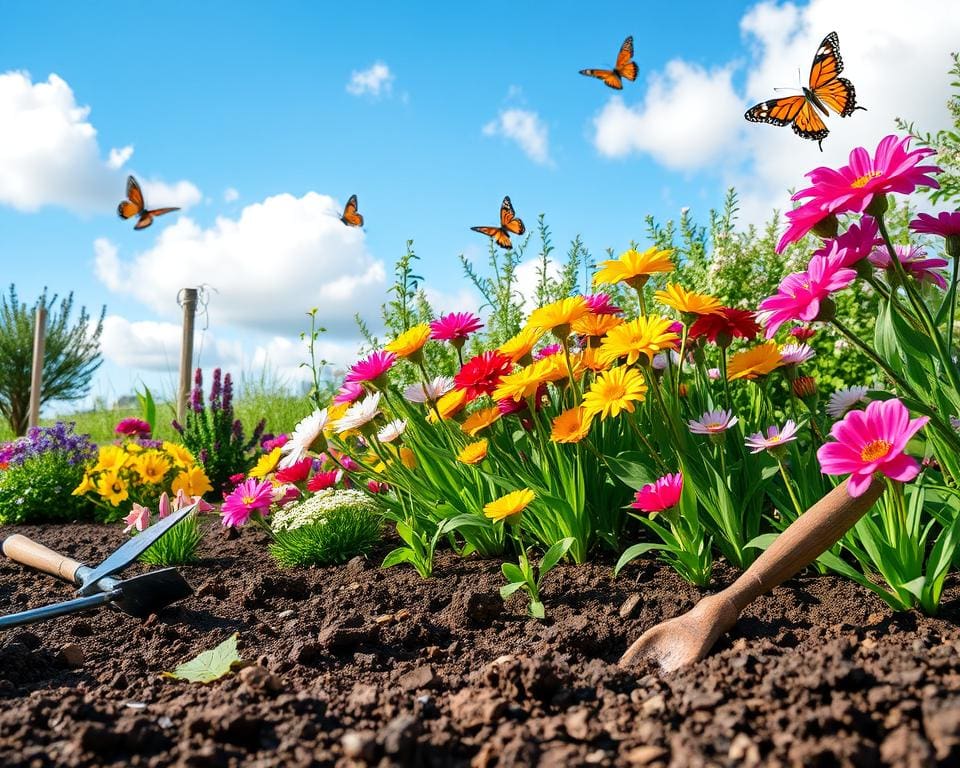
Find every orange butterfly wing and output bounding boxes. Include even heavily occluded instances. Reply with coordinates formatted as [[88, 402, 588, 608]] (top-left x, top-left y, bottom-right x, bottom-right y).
[[615, 36, 638, 82], [146, 207, 180, 218], [808, 32, 859, 117], [134, 213, 155, 230], [341, 194, 364, 227], [118, 175, 145, 220], [118, 200, 140, 219], [499, 196, 525, 235], [791, 101, 829, 144], [744, 95, 807, 127], [471, 226, 513, 249], [579, 68, 622, 89]]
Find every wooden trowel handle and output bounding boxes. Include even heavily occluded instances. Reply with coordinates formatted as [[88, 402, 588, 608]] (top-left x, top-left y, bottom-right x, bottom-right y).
[[721, 479, 884, 613], [2, 534, 85, 584]]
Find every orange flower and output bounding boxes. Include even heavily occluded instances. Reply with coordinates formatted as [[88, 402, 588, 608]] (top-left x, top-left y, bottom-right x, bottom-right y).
[[428, 388, 468, 422], [654, 283, 723, 316], [457, 439, 489, 465], [571, 313, 623, 338], [550, 407, 592, 443], [727, 341, 783, 381], [484, 489, 535, 524], [461, 406, 502, 436]]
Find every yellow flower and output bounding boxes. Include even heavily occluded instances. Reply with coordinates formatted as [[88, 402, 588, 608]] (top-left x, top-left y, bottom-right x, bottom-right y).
[[598, 316, 680, 366], [484, 488, 535, 524], [527, 297, 590, 338], [492, 364, 544, 402], [249, 447, 283, 479], [72, 473, 97, 496], [498, 326, 544, 364], [533, 353, 578, 385], [550, 407, 593, 443], [582, 366, 648, 421], [593, 247, 675, 289], [96, 470, 129, 507], [654, 283, 723, 316], [571, 313, 623, 338], [163, 441, 195, 469], [172, 466, 214, 497], [461, 406, 502, 436], [573, 346, 608, 372], [457, 439, 489, 465], [325, 402, 350, 434], [385, 324, 431, 359], [727, 341, 784, 381], [125, 442, 143, 454], [134, 451, 171, 485], [428, 389, 468, 422], [399, 446, 417, 469], [93, 445, 128, 473]]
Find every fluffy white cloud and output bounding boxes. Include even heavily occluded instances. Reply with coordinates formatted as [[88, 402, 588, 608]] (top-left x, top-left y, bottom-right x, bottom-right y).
[[590, 0, 960, 219], [483, 109, 552, 165], [514, 256, 562, 312], [224, 187, 239, 202], [100, 315, 185, 371], [94, 191, 386, 337], [0, 71, 199, 214], [346, 62, 394, 98]]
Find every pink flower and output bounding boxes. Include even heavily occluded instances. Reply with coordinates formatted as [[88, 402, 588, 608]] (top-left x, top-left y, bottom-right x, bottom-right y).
[[757, 247, 856, 338], [777, 199, 836, 253], [814, 216, 883, 268], [745, 420, 801, 454], [333, 381, 365, 405], [123, 503, 151, 533], [632, 473, 683, 515], [910, 211, 960, 238], [817, 398, 929, 498], [367, 480, 389, 494], [307, 470, 339, 492], [228, 472, 246, 486], [868, 244, 948, 289], [583, 294, 623, 315], [534, 343, 563, 360], [115, 418, 152, 438], [789, 325, 816, 342], [174, 489, 214, 513], [345, 350, 396, 386], [221, 478, 273, 527], [157, 493, 172, 520], [430, 312, 483, 344], [779, 343, 816, 365], [261, 434, 289, 452], [271, 483, 300, 505], [688, 409, 738, 435]]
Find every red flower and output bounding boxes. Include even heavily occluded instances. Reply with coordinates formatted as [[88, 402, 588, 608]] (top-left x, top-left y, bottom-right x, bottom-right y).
[[454, 351, 514, 400], [688, 307, 760, 346], [306, 470, 339, 492], [789, 325, 816, 342], [275, 458, 312, 484]]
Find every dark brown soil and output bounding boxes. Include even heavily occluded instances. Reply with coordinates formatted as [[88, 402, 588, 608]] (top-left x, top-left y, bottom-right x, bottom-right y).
[[1, 518, 959, 767]]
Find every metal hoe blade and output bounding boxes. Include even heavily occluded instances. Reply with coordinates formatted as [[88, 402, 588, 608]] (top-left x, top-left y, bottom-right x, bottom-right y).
[[77, 502, 197, 595]]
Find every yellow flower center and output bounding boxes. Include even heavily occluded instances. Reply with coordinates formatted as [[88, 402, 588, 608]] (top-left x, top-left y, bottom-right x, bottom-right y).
[[242, 494, 256, 505], [768, 435, 782, 443], [706, 421, 723, 431], [860, 439, 892, 462], [850, 171, 882, 189], [112, 483, 123, 493]]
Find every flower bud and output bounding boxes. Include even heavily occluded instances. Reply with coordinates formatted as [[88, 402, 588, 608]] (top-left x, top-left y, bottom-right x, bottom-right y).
[[792, 375, 817, 400], [811, 214, 839, 240]]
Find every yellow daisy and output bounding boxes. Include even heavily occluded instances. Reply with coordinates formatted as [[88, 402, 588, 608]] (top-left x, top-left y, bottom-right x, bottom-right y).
[[597, 316, 680, 366], [550, 407, 593, 444], [461, 406, 502, 436], [96, 470, 129, 507], [93, 445, 128, 474], [593, 247, 675, 289], [171, 466, 214, 497], [385, 324, 432, 360], [457, 439, 489, 465], [727, 341, 784, 381], [498, 326, 544, 364], [571, 313, 623, 338], [72, 473, 97, 496], [249, 447, 283, 479], [484, 488, 535, 524], [428, 388, 468, 422], [526, 296, 590, 339], [654, 283, 723, 316], [163, 441, 195, 469], [134, 451, 172, 485], [492, 364, 545, 402], [324, 402, 350, 435], [581, 366, 648, 421]]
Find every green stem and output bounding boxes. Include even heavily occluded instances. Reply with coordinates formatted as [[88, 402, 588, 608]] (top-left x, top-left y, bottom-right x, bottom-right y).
[[776, 456, 805, 521], [947, 239, 960, 355]]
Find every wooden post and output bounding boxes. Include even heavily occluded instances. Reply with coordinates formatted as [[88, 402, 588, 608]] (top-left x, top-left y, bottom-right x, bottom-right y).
[[28, 306, 47, 429], [177, 288, 198, 424]]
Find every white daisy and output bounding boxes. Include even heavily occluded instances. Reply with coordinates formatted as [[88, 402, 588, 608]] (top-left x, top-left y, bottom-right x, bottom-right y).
[[826, 386, 869, 419], [279, 408, 328, 469], [377, 418, 407, 443], [335, 392, 382, 432], [779, 343, 816, 365], [403, 376, 454, 403]]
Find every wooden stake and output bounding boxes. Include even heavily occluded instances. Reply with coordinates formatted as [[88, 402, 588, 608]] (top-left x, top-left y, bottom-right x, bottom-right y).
[[177, 288, 198, 424], [28, 306, 47, 429]]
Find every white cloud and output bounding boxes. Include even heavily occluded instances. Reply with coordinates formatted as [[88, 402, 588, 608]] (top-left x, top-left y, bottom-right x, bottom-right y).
[[224, 187, 239, 202], [589, 0, 960, 219], [94, 191, 386, 338], [0, 71, 199, 214], [483, 109, 552, 165], [346, 62, 394, 98], [137, 178, 202, 210], [100, 315, 184, 371], [514, 256, 562, 312]]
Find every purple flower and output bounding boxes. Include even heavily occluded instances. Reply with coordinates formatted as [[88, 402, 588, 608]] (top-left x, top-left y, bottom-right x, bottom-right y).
[[0, 422, 96, 468], [223, 372, 234, 413], [210, 368, 222, 411]]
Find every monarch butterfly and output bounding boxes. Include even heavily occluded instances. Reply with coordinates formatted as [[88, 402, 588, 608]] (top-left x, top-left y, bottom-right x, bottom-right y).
[[744, 31, 863, 150], [471, 196, 525, 250], [340, 194, 363, 227], [117, 176, 180, 230], [579, 36, 638, 90]]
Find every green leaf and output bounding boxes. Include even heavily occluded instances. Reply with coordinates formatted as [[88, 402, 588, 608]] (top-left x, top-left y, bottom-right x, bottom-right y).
[[605, 452, 656, 490], [745, 533, 779, 551], [381, 547, 415, 569], [539, 537, 574, 577], [614, 542, 667, 577], [528, 600, 546, 620], [162, 633, 242, 683], [499, 581, 526, 599], [501, 562, 525, 584]]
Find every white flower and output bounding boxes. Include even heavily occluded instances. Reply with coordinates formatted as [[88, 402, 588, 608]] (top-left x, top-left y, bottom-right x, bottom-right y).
[[403, 376, 454, 403], [779, 343, 816, 365], [279, 408, 328, 469], [271, 489, 377, 532], [651, 350, 682, 371], [377, 419, 407, 443], [707, 367, 721, 381], [335, 392, 382, 432], [826, 386, 869, 419]]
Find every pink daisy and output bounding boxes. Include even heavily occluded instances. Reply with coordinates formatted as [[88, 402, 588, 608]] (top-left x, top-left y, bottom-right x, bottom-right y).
[[817, 398, 929, 498], [631, 472, 683, 515], [333, 381, 365, 405], [868, 244, 948, 290], [776, 199, 838, 253], [345, 350, 396, 386], [688, 409, 738, 435], [779, 343, 816, 365], [745, 420, 801, 454], [813, 216, 883, 268], [583, 293, 623, 315], [534, 343, 563, 360], [430, 312, 483, 344], [307, 470, 340, 492], [221, 478, 273, 527], [910, 211, 960, 239], [115, 418, 152, 438]]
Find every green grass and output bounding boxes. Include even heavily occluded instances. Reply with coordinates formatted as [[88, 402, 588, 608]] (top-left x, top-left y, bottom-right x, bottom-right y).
[[140, 513, 205, 566], [270, 507, 382, 567]]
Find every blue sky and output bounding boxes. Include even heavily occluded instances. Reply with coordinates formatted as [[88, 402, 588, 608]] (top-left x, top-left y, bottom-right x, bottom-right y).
[[1, 0, 958, 412]]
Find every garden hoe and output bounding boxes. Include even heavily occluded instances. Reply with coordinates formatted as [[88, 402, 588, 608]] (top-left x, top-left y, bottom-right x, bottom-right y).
[[0, 503, 196, 630], [619, 480, 885, 673]]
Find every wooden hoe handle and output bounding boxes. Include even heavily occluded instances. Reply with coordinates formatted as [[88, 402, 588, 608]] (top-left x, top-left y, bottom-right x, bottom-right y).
[[2, 534, 85, 584]]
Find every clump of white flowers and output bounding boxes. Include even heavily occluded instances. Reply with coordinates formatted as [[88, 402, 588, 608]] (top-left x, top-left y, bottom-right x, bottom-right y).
[[272, 489, 376, 532]]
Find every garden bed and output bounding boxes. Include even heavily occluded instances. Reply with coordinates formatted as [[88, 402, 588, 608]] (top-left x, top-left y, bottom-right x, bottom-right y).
[[1, 518, 959, 767]]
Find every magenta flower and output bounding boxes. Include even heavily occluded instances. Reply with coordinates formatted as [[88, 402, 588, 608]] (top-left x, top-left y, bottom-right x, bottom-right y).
[[777, 199, 837, 254], [817, 398, 929, 498], [910, 211, 960, 239], [333, 381, 365, 405], [814, 216, 883, 268], [221, 478, 273, 527], [115, 418, 152, 438], [745, 420, 801, 454], [583, 293, 623, 315], [534, 343, 563, 360], [123, 503, 151, 534], [757, 247, 856, 338], [307, 470, 339, 492], [345, 350, 396, 386], [868, 244, 948, 289], [367, 480, 389, 494], [430, 312, 483, 344], [631, 472, 683, 515], [789, 325, 816, 342], [261, 434, 289, 452]]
